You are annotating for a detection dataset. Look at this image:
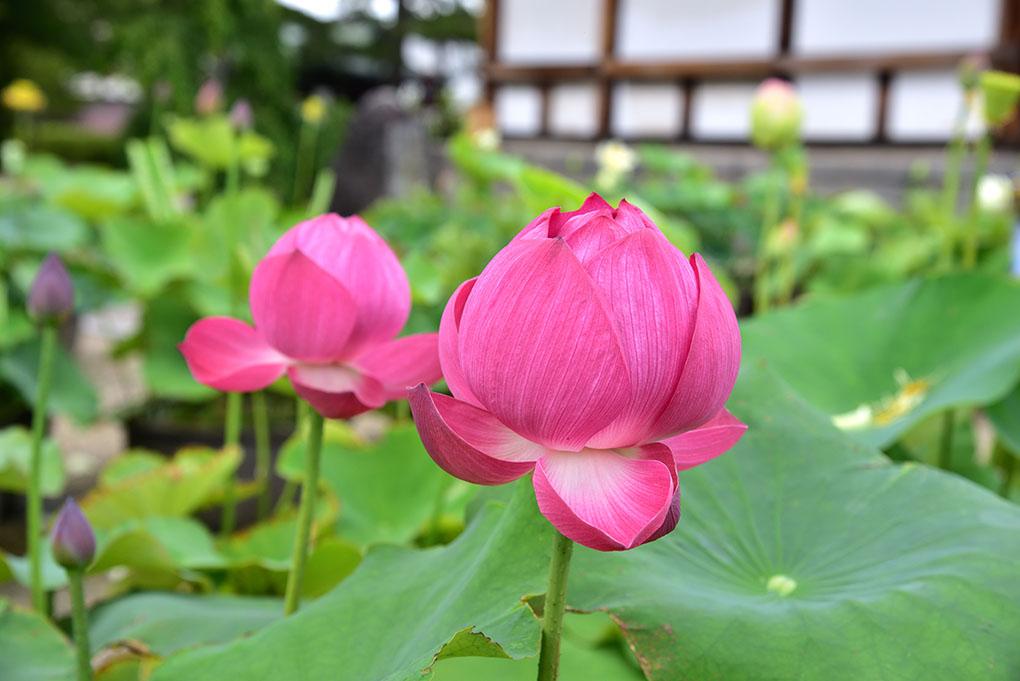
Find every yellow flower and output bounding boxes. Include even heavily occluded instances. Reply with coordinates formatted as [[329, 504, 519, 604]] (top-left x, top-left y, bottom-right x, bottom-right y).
[[301, 95, 326, 125], [2, 79, 47, 112]]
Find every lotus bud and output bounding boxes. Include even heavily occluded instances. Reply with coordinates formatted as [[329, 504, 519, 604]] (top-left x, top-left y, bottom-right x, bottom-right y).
[[229, 99, 254, 131], [50, 498, 96, 570], [301, 94, 326, 125], [28, 253, 74, 324], [979, 70, 1020, 128], [957, 54, 987, 93], [195, 78, 223, 116], [750, 79, 803, 151]]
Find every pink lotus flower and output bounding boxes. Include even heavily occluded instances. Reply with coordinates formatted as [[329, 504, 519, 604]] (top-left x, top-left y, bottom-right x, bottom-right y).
[[409, 195, 745, 551], [180, 214, 442, 418]]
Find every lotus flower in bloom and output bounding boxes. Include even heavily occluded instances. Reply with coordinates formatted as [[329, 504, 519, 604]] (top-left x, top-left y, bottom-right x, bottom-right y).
[[180, 214, 442, 418], [410, 195, 745, 551]]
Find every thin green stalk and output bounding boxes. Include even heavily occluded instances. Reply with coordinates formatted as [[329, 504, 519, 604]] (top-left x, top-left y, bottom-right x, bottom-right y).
[[283, 410, 324, 615], [963, 133, 992, 269], [1000, 455, 1015, 498], [937, 410, 955, 470], [536, 531, 574, 681], [939, 100, 969, 268], [220, 391, 242, 536], [67, 569, 92, 681], [291, 122, 318, 206], [252, 390, 272, 521], [754, 158, 784, 314], [424, 475, 451, 546], [28, 324, 58, 614], [274, 480, 298, 514]]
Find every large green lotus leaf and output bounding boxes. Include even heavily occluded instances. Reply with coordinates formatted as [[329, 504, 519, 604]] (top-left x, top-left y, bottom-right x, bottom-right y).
[[0, 203, 89, 252], [1, 337, 98, 423], [0, 600, 75, 681], [741, 272, 1020, 447], [101, 216, 195, 297], [985, 384, 1020, 458], [0, 425, 65, 495], [276, 421, 449, 546], [81, 446, 239, 528], [90, 593, 282, 657], [433, 613, 644, 681], [149, 478, 554, 681], [166, 116, 235, 169], [567, 363, 1020, 681]]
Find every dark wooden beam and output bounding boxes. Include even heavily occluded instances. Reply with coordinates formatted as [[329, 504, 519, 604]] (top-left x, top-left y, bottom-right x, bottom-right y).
[[874, 70, 892, 143], [480, 0, 500, 103], [597, 0, 619, 137]]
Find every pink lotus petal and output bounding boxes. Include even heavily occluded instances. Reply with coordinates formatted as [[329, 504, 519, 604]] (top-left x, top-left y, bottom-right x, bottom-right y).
[[649, 253, 741, 437], [613, 199, 658, 234], [642, 487, 682, 544], [512, 207, 558, 241], [457, 238, 631, 451], [561, 215, 630, 265], [179, 317, 287, 392], [438, 278, 484, 408], [549, 193, 615, 239], [354, 333, 442, 400], [270, 214, 410, 356], [250, 252, 357, 363], [533, 445, 676, 551], [408, 384, 539, 485], [288, 364, 385, 419], [585, 229, 700, 448], [659, 408, 747, 471]]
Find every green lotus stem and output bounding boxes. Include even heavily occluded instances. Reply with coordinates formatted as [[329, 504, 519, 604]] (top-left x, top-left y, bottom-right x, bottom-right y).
[[1000, 454, 1015, 498], [220, 391, 242, 536], [754, 157, 784, 314], [27, 323, 57, 614], [536, 531, 574, 681], [291, 122, 318, 206], [937, 410, 955, 471], [274, 399, 309, 515], [424, 475, 451, 546], [67, 568, 92, 680], [939, 100, 969, 268], [283, 410, 324, 615], [253, 390, 272, 521], [962, 133, 992, 269]]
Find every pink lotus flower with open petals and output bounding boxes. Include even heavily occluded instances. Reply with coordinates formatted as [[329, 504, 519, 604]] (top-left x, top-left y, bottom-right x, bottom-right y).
[[410, 194, 745, 551], [180, 214, 442, 418]]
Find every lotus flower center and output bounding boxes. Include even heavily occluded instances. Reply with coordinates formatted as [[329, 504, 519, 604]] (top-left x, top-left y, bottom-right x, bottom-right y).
[[766, 574, 797, 596]]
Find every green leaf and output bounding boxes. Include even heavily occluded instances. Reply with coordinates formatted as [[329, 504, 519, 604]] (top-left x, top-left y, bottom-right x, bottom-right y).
[[101, 216, 195, 297], [985, 385, 1020, 457], [0, 337, 98, 423], [741, 272, 1020, 447], [82, 446, 240, 528], [149, 479, 554, 681], [0, 601, 75, 681], [567, 364, 1020, 680], [276, 421, 449, 546], [141, 294, 214, 401], [166, 116, 235, 169], [90, 593, 282, 657], [0, 425, 65, 495], [0, 203, 89, 253]]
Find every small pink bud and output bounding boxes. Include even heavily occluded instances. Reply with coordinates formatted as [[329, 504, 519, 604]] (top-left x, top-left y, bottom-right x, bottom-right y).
[[195, 78, 223, 115], [750, 78, 803, 151], [28, 253, 74, 324], [229, 99, 254, 131], [50, 498, 96, 570]]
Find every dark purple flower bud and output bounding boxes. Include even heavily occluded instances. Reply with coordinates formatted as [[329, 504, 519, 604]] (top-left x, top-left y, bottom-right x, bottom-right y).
[[195, 78, 223, 116], [28, 253, 74, 324], [229, 99, 253, 131], [50, 498, 96, 570]]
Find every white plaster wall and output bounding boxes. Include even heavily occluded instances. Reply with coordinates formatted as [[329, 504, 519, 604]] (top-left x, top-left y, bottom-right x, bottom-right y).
[[887, 68, 985, 141], [690, 81, 758, 139], [797, 73, 878, 141], [616, 0, 780, 60], [793, 0, 999, 55], [549, 82, 601, 137], [611, 81, 684, 137], [495, 84, 543, 135], [498, 0, 602, 64]]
